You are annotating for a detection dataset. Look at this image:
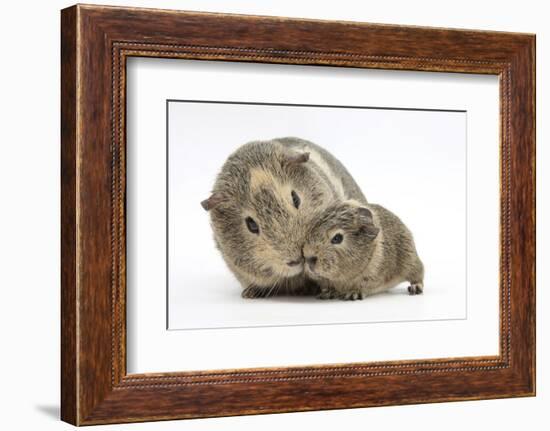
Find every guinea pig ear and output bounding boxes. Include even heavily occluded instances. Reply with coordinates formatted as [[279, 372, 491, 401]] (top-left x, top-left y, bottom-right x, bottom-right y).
[[357, 207, 380, 239], [357, 207, 374, 224], [284, 151, 310, 166], [201, 192, 224, 211]]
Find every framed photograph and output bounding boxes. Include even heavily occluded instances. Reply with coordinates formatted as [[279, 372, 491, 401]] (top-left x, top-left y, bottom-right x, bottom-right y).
[[61, 4, 535, 425]]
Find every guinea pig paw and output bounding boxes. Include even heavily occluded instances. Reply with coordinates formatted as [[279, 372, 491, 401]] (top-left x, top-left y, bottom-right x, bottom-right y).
[[407, 283, 424, 295], [317, 287, 337, 300], [341, 291, 365, 301]]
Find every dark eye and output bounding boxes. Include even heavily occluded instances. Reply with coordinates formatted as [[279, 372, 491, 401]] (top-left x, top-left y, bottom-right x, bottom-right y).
[[245, 217, 260, 234], [331, 233, 343, 244], [291, 190, 301, 209]]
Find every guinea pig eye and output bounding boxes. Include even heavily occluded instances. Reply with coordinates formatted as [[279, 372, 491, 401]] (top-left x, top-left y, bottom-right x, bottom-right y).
[[291, 190, 301, 209], [331, 233, 344, 244], [245, 217, 260, 234]]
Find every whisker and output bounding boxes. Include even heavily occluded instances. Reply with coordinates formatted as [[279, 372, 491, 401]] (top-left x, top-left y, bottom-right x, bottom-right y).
[[266, 282, 279, 298]]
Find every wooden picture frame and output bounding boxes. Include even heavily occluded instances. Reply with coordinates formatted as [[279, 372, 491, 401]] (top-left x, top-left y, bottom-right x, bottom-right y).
[[61, 4, 535, 425]]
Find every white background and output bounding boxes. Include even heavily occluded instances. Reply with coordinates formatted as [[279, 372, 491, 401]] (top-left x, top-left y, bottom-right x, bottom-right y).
[[128, 60, 499, 373], [0, 0, 547, 430], [167, 101, 468, 330]]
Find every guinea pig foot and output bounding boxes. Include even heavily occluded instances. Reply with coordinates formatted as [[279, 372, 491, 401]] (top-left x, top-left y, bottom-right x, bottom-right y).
[[317, 287, 337, 300], [407, 283, 423, 295], [241, 285, 270, 299], [341, 291, 365, 301]]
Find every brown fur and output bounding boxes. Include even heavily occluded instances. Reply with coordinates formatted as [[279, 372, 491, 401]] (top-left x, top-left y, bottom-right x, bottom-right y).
[[202, 137, 366, 297], [303, 200, 424, 300]]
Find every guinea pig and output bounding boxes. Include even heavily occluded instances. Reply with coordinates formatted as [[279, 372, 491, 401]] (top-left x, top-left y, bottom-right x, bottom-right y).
[[201, 137, 366, 298], [303, 200, 424, 300]]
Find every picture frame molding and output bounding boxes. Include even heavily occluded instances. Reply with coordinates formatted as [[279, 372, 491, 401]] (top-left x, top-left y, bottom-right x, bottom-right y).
[[61, 4, 535, 425]]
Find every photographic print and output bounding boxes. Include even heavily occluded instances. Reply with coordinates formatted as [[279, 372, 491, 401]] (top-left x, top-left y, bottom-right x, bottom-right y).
[[61, 7, 535, 424], [167, 100, 466, 330]]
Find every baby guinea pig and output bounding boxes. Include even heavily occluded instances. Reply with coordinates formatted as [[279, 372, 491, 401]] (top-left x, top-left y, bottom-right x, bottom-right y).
[[303, 200, 424, 300], [201, 137, 367, 298]]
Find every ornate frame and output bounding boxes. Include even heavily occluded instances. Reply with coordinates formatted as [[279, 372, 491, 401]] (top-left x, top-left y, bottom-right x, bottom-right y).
[[61, 4, 535, 425]]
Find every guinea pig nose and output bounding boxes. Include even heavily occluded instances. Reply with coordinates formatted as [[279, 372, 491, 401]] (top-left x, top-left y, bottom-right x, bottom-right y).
[[287, 258, 303, 267], [306, 256, 318, 268]]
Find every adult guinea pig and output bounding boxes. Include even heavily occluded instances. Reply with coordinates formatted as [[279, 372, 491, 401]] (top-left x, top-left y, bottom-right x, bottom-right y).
[[201, 137, 366, 298], [303, 200, 424, 300]]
